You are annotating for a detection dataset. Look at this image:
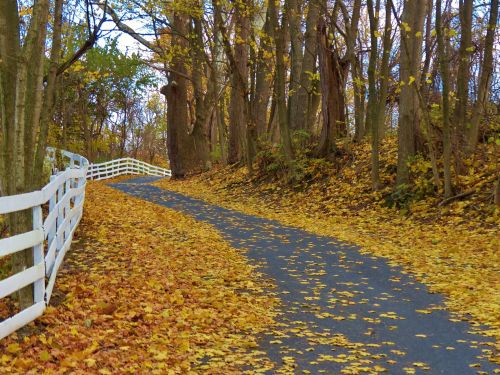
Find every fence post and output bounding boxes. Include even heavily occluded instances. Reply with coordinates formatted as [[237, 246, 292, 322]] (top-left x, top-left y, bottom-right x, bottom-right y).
[[48, 175, 57, 252], [64, 169, 71, 240], [32, 205, 45, 305], [56, 180, 64, 254]]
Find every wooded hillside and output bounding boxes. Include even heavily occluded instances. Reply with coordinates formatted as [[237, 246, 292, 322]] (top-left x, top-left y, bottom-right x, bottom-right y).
[[101, 0, 499, 204], [1, 0, 498, 201]]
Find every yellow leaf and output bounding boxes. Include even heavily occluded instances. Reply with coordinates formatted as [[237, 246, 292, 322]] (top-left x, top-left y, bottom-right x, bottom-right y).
[[154, 351, 169, 360], [39, 351, 51, 361], [0, 354, 11, 365], [415, 309, 431, 314], [413, 362, 427, 367], [6, 343, 20, 354]]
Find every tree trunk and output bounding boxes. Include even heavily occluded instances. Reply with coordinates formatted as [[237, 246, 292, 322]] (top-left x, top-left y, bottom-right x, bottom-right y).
[[254, 6, 273, 138], [0, 0, 52, 309], [420, 0, 434, 97], [16, 0, 49, 307], [286, 0, 304, 131], [212, 3, 227, 164], [376, 0, 393, 141], [453, 0, 473, 141], [270, 0, 294, 164], [293, 0, 320, 132], [353, 57, 366, 142], [367, 0, 380, 190], [34, 0, 64, 188], [467, 0, 498, 154], [316, 17, 346, 157], [396, 0, 426, 185], [163, 12, 209, 177], [436, 0, 453, 198], [191, 15, 211, 168], [228, 2, 250, 165], [0, 0, 19, 198]]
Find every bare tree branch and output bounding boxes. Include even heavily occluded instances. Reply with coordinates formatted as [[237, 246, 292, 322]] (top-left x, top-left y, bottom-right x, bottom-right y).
[[99, 1, 163, 55]]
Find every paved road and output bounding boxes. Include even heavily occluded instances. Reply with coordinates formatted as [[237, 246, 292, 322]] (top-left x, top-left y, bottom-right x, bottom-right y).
[[110, 176, 498, 374]]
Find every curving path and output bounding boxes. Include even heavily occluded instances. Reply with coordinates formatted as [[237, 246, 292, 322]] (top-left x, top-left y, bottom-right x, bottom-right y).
[[110, 176, 498, 374]]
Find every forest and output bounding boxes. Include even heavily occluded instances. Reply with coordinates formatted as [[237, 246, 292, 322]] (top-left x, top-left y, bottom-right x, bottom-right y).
[[0, 0, 498, 200], [0, 0, 499, 373]]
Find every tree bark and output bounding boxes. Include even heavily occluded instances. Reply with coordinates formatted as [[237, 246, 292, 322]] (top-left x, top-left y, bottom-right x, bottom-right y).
[[376, 0, 393, 141], [191, 14, 211, 168], [367, 0, 380, 190], [34, 0, 64, 188], [0, 0, 19, 198], [163, 12, 208, 177], [0, 0, 52, 309], [294, 0, 320, 132], [315, 17, 346, 157], [396, 0, 426, 185], [467, 0, 498, 154], [254, 6, 273, 138], [270, 0, 294, 164], [228, 1, 250, 165], [211, 4, 227, 164], [453, 0, 473, 140], [353, 57, 366, 142], [286, 0, 304, 131], [436, 0, 453, 198]]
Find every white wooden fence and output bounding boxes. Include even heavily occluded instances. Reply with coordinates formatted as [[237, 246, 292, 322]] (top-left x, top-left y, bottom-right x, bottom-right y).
[[0, 152, 170, 339], [0, 150, 88, 339], [87, 157, 171, 180]]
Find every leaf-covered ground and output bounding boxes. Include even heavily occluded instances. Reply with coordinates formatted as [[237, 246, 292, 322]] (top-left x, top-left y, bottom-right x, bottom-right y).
[[115, 176, 498, 374], [0, 182, 277, 374], [152, 141, 499, 358]]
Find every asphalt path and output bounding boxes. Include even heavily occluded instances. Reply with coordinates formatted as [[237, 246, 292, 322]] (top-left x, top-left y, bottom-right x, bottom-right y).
[[110, 176, 498, 374]]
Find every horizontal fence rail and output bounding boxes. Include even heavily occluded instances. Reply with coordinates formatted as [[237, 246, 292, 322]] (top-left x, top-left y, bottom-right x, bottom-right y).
[[0, 150, 88, 339], [86, 158, 171, 181]]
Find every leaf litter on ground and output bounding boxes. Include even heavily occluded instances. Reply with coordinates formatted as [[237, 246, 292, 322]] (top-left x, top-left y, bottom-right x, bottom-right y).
[[0, 182, 278, 374], [153, 140, 499, 364]]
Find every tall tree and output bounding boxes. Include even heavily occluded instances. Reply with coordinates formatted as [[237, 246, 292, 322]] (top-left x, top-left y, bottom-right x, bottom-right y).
[[467, 0, 499, 154], [376, 0, 393, 141], [254, 4, 274, 138], [0, 0, 104, 307], [316, 16, 346, 157], [269, 0, 294, 164], [293, 0, 321, 132], [228, 0, 250, 164], [367, 0, 380, 190], [396, 0, 427, 185], [436, 0, 453, 198], [453, 0, 473, 143], [286, 0, 304, 130], [103, 2, 210, 177]]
